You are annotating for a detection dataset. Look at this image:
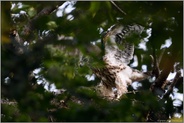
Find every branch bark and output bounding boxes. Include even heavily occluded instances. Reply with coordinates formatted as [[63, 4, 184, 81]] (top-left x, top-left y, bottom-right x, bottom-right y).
[[110, 1, 126, 15], [21, 2, 64, 36], [163, 70, 181, 98], [150, 48, 176, 92]]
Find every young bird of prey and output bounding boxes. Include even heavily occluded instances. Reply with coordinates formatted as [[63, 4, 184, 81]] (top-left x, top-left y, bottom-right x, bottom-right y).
[[93, 24, 150, 100]]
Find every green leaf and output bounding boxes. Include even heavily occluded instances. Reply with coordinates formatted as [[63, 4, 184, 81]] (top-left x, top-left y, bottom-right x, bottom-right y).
[[28, 7, 37, 18], [47, 21, 58, 30]]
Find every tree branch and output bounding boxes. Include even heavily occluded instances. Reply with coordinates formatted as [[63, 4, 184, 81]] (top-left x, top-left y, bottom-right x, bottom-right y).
[[163, 70, 181, 98], [110, 1, 126, 15], [150, 49, 176, 92], [21, 2, 64, 36]]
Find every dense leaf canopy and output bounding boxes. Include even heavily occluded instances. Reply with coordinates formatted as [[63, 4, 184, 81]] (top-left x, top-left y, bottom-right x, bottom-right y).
[[1, 1, 183, 122]]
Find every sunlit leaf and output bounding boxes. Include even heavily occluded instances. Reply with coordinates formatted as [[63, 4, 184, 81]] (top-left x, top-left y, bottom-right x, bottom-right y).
[[28, 7, 37, 18]]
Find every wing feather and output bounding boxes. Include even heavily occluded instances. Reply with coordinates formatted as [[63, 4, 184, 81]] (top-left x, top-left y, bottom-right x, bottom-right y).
[[102, 24, 144, 64]]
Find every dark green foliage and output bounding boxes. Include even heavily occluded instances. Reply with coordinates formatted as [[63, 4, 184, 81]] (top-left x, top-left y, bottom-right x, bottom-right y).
[[1, 1, 183, 122]]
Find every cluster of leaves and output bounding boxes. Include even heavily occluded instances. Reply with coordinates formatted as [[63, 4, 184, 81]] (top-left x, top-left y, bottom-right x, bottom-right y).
[[1, 1, 183, 122]]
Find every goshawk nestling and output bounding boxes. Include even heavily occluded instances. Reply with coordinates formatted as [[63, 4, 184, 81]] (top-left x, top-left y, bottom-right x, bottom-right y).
[[93, 24, 149, 100]]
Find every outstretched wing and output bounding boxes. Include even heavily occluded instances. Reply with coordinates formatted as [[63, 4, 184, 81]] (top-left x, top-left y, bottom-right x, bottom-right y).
[[94, 24, 146, 99], [102, 24, 144, 64]]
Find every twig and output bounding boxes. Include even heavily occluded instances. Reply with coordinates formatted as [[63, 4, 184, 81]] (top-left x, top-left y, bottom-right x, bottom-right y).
[[150, 55, 160, 78], [158, 48, 166, 66], [161, 80, 170, 90], [150, 49, 175, 92], [151, 44, 160, 78], [110, 1, 127, 15], [163, 70, 181, 98], [126, 90, 139, 94]]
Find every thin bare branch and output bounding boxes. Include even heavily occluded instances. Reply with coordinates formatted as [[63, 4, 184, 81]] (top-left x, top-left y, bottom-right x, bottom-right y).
[[150, 49, 176, 92], [110, 1, 127, 15], [150, 54, 160, 78], [163, 70, 181, 98]]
